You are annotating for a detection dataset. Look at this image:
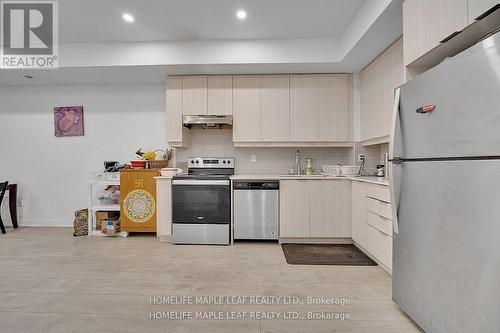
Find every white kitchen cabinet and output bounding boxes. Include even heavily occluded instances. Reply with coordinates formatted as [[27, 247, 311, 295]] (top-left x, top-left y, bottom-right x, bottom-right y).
[[318, 74, 352, 141], [310, 180, 351, 237], [279, 180, 310, 238], [261, 75, 290, 142], [403, 0, 468, 66], [365, 224, 392, 269], [280, 180, 351, 239], [166, 76, 184, 146], [351, 181, 367, 246], [156, 177, 172, 240], [468, 0, 499, 23], [208, 76, 232, 115], [361, 38, 404, 145], [289, 75, 319, 142], [182, 76, 208, 115], [232, 76, 262, 142]]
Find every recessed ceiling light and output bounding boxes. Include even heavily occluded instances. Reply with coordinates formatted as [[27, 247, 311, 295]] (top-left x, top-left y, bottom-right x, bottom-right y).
[[236, 10, 247, 20], [122, 13, 135, 23]]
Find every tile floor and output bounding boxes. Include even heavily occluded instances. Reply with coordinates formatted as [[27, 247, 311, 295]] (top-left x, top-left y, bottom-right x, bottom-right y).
[[0, 228, 421, 333]]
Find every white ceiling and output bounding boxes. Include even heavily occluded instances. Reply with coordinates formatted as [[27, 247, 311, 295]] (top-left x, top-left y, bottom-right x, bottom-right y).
[[0, 0, 404, 86], [59, 0, 366, 43]]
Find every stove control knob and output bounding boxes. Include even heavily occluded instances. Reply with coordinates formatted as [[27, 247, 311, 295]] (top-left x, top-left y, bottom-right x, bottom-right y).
[[195, 160, 199, 164], [222, 160, 226, 164], [190, 160, 195, 164], [226, 160, 231, 164]]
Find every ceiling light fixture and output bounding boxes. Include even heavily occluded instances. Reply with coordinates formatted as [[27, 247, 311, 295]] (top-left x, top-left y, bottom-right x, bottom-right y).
[[122, 13, 135, 23], [236, 10, 247, 20]]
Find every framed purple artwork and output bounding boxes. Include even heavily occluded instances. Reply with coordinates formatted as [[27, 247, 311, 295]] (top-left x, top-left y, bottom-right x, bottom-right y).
[[54, 106, 84, 137]]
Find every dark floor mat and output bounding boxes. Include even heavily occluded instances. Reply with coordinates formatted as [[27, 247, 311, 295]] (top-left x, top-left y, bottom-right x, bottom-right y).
[[281, 243, 377, 266]]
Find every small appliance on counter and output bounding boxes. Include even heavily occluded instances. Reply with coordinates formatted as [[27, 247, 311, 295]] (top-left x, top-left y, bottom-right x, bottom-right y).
[[171, 157, 234, 245], [374, 164, 385, 177], [233, 181, 279, 240]]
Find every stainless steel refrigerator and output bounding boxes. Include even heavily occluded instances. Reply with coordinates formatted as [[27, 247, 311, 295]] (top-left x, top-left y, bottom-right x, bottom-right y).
[[389, 31, 500, 332]]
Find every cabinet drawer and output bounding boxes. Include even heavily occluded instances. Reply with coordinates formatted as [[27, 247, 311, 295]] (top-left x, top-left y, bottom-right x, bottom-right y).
[[366, 224, 392, 268], [366, 211, 392, 236], [366, 184, 391, 203], [366, 197, 392, 220]]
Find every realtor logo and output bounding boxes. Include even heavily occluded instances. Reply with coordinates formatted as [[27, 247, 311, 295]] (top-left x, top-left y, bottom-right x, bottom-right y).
[[1, 1, 58, 68]]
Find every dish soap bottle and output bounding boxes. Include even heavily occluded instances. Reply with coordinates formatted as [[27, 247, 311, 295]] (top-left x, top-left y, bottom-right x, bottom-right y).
[[305, 158, 314, 175]]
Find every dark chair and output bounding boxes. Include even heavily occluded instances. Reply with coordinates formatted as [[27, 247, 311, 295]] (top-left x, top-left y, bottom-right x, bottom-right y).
[[0, 181, 8, 234]]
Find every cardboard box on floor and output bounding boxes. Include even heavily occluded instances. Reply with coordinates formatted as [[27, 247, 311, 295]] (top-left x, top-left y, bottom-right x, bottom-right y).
[[95, 211, 120, 231]]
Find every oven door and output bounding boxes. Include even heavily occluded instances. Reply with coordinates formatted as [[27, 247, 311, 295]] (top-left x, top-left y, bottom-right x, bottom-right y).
[[172, 179, 230, 224]]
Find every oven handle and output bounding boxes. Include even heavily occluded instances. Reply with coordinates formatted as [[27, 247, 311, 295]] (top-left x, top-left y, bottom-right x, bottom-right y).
[[172, 180, 230, 186]]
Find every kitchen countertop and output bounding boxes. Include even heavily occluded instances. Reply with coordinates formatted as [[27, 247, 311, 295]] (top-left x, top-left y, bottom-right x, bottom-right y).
[[230, 175, 389, 186]]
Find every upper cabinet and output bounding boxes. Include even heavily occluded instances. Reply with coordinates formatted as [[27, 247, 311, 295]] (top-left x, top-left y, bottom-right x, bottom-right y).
[[468, 0, 499, 23], [289, 75, 319, 142], [261, 75, 290, 142], [361, 38, 404, 145], [182, 76, 207, 115], [181, 75, 233, 116], [232, 76, 262, 142], [167, 74, 353, 147], [208, 76, 232, 115], [318, 74, 352, 142], [403, 0, 468, 66], [166, 76, 184, 146], [403, 0, 499, 68]]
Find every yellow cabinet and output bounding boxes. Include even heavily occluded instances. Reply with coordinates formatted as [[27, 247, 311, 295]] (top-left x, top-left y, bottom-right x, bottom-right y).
[[120, 169, 159, 232]]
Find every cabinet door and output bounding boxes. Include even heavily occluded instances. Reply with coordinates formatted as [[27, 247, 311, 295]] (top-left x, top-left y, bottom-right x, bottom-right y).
[[403, 0, 468, 66], [280, 180, 310, 238], [208, 76, 232, 115], [182, 76, 207, 115], [290, 75, 319, 141], [166, 77, 183, 145], [232, 76, 262, 142], [360, 38, 403, 142], [261, 75, 290, 141], [468, 0, 499, 23], [310, 180, 351, 237], [351, 181, 367, 247], [318, 74, 352, 141], [379, 38, 404, 138]]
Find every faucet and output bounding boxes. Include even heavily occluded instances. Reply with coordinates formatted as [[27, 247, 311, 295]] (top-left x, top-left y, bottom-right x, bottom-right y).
[[295, 150, 301, 175]]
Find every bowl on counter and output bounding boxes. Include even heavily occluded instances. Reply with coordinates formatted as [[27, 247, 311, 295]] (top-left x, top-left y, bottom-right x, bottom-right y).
[[130, 160, 147, 168]]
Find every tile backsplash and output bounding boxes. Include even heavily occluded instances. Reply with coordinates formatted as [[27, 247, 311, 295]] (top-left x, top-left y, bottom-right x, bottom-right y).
[[173, 128, 386, 175]]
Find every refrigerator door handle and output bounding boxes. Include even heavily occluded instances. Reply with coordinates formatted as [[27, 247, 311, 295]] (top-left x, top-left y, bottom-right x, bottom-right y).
[[389, 87, 401, 234]]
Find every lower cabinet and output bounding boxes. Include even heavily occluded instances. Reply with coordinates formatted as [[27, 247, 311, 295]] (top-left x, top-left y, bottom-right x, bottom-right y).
[[351, 181, 367, 245], [280, 180, 351, 239], [352, 181, 393, 271], [280, 180, 310, 237]]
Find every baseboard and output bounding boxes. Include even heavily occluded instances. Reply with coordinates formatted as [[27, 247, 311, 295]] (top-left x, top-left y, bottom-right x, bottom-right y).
[[20, 219, 73, 227], [279, 237, 353, 244], [353, 240, 392, 275]]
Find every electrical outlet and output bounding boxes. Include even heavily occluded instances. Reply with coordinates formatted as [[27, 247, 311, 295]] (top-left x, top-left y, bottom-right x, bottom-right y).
[[358, 154, 365, 163], [251, 154, 257, 163]]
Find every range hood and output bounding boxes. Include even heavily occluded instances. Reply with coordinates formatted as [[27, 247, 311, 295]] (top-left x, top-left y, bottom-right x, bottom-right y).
[[183, 115, 233, 129]]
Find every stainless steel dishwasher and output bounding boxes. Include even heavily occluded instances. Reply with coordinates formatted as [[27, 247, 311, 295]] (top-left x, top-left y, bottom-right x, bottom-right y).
[[233, 181, 279, 240]]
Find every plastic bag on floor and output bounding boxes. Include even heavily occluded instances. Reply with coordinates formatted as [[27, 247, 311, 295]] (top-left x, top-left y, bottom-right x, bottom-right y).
[[73, 209, 88, 236]]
